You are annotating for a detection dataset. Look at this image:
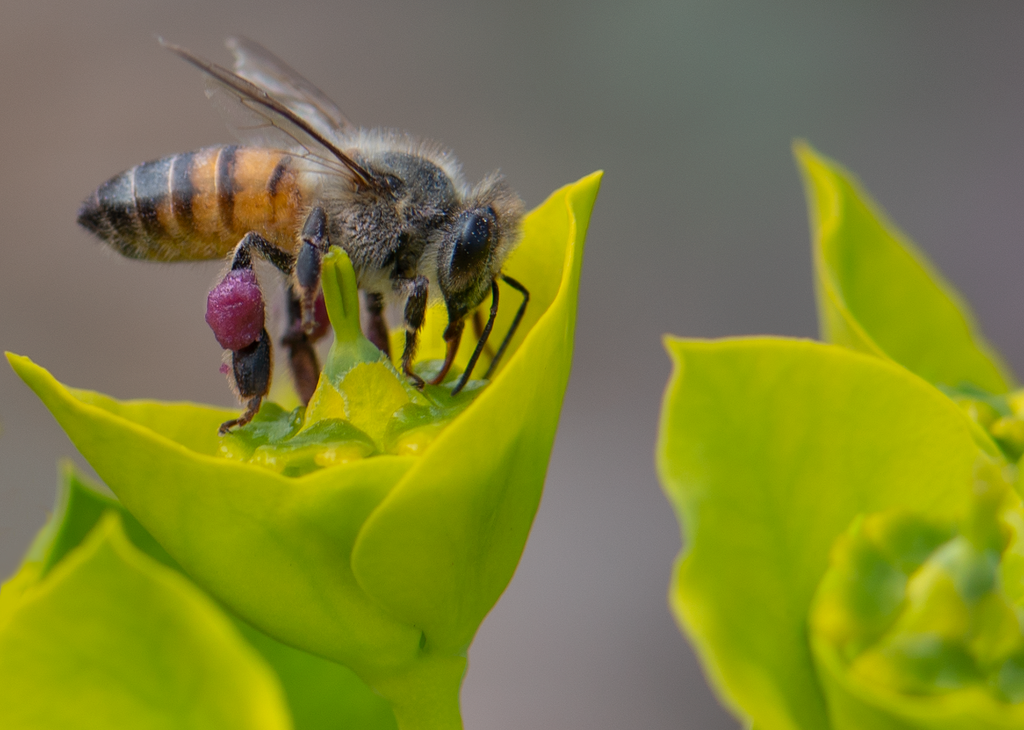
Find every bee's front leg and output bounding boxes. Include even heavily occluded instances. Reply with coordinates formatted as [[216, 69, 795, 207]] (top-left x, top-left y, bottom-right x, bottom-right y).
[[295, 207, 330, 334], [399, 276, 429, 388]]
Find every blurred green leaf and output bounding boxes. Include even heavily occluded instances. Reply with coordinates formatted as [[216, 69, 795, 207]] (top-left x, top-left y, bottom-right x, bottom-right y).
[[795, 142, 1013, 393], [0, 510, 292, 730], [3, 463, 399, 730], [657, 337, 984, 730]]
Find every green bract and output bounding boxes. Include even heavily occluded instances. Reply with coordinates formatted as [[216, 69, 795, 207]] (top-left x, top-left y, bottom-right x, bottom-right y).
[[659, 337, 987, 730], [0, 463, 397, 729], [658, 145, 1024, 730], [0, 465, 293, 730], [795, 141, 1013, 394], [8, 171, 601, 730]]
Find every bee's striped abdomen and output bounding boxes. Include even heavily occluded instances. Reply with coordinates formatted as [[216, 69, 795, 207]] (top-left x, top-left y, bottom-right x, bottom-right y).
[[78, 146, 306, 262]]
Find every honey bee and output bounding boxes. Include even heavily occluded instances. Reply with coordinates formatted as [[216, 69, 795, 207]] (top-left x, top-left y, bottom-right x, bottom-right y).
[[78, 38, 529, 432]]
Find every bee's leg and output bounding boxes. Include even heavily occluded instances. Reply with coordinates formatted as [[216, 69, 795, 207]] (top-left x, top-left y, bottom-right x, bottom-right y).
[[472, 310, 496, 360], [484, 275, 530, 379], [209, 233, 289, 433], [227, 226, 328, 406], [449, 280, 500, 395], [400, 276, 429, 388], [360, 291, 391, 357], [228, 231, 295, 275], [281, 284, 325, 405], [295, 207, 330, 334], [431, 318, 465, 387], [218, 329, 272, 435]]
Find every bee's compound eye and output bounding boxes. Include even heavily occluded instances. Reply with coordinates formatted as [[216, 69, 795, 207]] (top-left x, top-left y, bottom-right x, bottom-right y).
[[451, 208, 495, 276], [206, 268, 265, 351]]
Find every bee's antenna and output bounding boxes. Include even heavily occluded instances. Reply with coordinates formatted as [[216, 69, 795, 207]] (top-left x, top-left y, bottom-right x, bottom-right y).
[[483, 274, 529, 381]]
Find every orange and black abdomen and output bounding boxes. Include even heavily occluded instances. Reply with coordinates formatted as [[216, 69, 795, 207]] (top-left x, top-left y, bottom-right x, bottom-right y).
[[78, 146, 307, 262]]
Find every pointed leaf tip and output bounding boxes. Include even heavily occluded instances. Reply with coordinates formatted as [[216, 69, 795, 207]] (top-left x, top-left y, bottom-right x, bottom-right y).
[[795, 143, 1013, 393]]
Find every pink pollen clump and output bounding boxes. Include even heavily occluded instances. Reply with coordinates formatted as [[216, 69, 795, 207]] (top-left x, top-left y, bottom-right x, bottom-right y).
[[206, 268, 265, 350]]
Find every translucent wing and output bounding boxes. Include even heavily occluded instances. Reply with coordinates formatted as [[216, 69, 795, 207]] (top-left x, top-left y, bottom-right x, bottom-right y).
[[225, 36, 354, 133], [160, 40, 379, 189]]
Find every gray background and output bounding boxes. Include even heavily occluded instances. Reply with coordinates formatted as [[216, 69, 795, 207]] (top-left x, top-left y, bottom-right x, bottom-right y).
[[4, 2, 1024, 728]]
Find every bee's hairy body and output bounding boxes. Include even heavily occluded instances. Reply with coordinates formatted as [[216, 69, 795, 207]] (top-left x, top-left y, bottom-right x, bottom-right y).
[[80, 146, 303, 261], [78, 38, 529, 433], [78, 141, 477, 306]]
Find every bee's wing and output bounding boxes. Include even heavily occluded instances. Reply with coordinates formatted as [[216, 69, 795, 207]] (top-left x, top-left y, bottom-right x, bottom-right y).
[[225, 36, 354, 134], [161, 40, 379, 190]]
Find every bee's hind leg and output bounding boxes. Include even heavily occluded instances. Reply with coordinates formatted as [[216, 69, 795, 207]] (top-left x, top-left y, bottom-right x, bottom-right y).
[[218, 329, 273, 435], [208, 231, 295, 432], [225, 226, 330, 407], [227, 230, 295, 275]]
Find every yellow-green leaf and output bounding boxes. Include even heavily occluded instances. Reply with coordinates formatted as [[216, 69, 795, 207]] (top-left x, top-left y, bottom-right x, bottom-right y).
[[795, 142, 1013, 393], [0, 513, 292, 730], [658, 337, 983, 730]]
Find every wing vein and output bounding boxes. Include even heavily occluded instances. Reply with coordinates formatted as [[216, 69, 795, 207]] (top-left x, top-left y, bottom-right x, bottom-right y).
[[160, 39, 380, 192]]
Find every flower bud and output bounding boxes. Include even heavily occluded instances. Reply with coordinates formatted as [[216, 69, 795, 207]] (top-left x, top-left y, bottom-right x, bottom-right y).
[[810, 464, 1024, 723]]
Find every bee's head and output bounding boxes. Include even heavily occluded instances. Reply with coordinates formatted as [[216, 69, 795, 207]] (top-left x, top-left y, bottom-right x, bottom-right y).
[[437, 174, 525, 322]]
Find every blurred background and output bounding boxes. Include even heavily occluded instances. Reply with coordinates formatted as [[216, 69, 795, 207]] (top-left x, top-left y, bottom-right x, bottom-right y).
[[4, 2, 1024, 727]]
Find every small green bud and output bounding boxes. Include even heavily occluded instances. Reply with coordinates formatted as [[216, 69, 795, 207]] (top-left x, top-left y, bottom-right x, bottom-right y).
[[989, 416, 1024, 462], [219, 249, 483, 475], [955, 397, 1000, 431], [811, 462, 1024, 716]]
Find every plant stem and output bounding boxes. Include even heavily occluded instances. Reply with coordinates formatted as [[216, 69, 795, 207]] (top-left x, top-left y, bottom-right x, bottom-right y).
[[370, 652, 467, 730]]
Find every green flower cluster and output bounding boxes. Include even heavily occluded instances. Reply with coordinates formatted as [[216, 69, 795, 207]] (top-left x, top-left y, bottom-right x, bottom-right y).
[[2, 172, 602, 730], [218, 247, 486, 475], [812, 463, 1024, 727], [658, 146, 1024, 729]]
